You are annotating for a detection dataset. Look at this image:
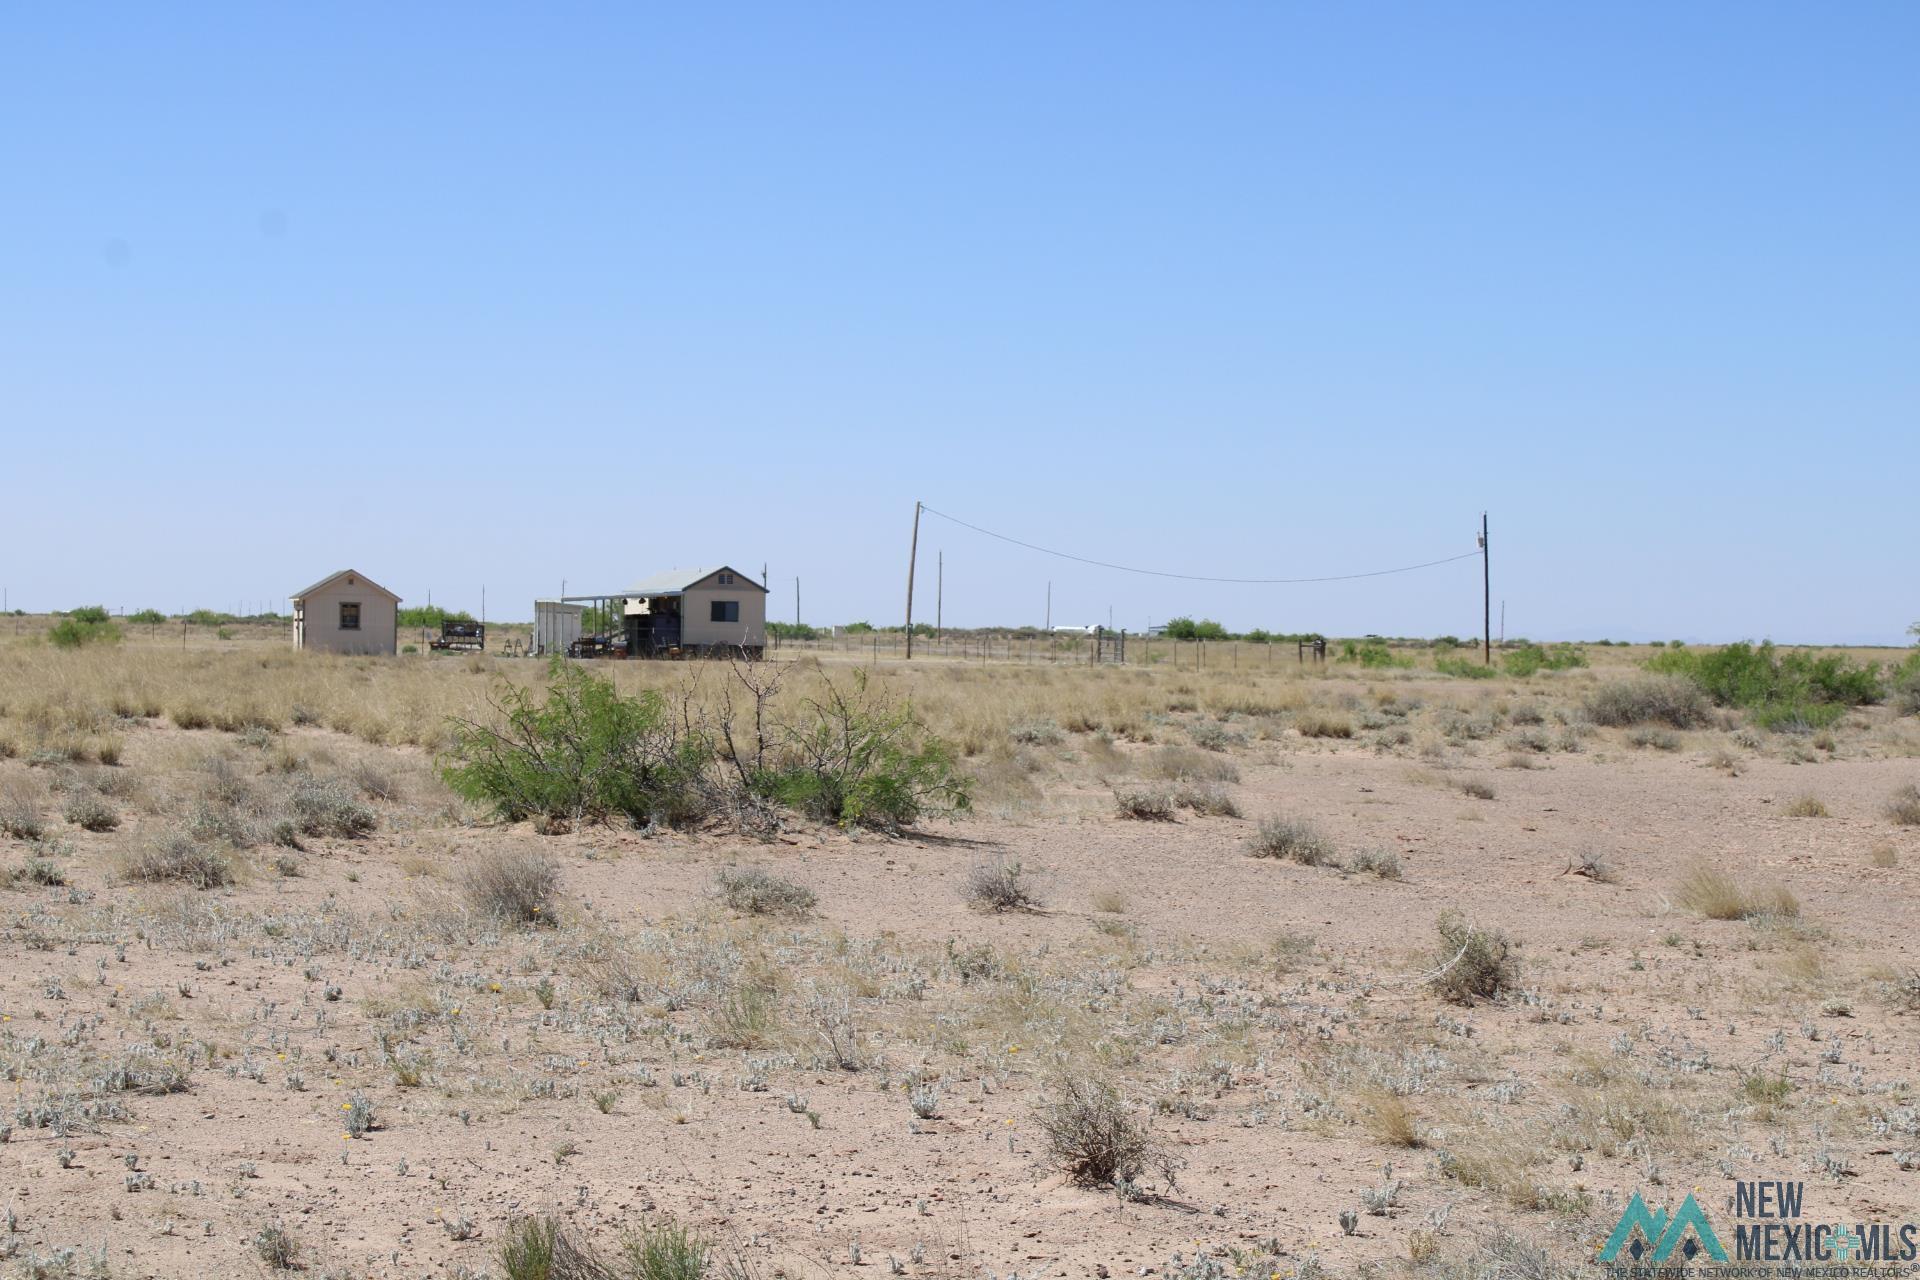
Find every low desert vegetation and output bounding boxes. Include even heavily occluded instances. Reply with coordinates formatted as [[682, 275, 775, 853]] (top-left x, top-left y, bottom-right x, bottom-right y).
[[1, 624, 1913, 1274], [1886, 783, 1920, 826], [444, 660, 970, 832], [1646, 640, 1881, 731], [962, 858, 1043, 912], [1583, 675, 1711, 728], [1675, 862, 1800, 921], [1034, 1076, 1183, 1191], [118, 832, 233, 888], [1112, 784, 1176, 820], [1429, 910, 1518, 1003], [1247, 815, 1336, 866], [461, 847, 561, 924], [714, 866, 816, 916], [47, 605, 122, 650], [1783, 794, 1829, 818]]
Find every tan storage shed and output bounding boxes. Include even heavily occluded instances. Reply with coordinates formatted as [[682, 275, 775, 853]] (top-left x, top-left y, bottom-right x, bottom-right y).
[[290, 570, 401, 656]]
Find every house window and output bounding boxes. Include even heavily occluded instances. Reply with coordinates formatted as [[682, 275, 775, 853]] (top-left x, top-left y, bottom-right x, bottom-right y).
[[710, 600, 739, 623], [339, 602, 361, 631], [718, 572, 734, 585]]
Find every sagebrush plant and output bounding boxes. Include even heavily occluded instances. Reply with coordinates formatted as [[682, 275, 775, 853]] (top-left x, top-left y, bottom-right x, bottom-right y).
[[1034, 1076, 1183, 1190], [120, 832, 232, 889], [0, 780, 46, 840], [714, 866, 816, 916], [1429, 910, 1518, 1004], [1247, 816, 1336, 865], [462, 848, 561, 924], [62, 791, 119, 831], [962, 858, 1043, 912], [1886, 784, 1920, 827], [1583, 676, 1711, 728], [1112, 785, 1175, 820]]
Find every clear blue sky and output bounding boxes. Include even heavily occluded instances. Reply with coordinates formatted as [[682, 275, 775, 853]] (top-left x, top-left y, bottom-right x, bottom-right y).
[[5, 4, 1915, 642]]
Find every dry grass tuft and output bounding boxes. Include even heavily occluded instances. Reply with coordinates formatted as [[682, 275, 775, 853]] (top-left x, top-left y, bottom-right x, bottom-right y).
[[1869, 843, 1898, 868], [1885, 784, 1920, 827], [1355, 1087, 1423, 1147], [1784, 794, 1829, 818], [1675, 862, 1799, 921], [120, 832, 233, 889], [0, 779, 46, 840], [1294, 710, 1354, 739]]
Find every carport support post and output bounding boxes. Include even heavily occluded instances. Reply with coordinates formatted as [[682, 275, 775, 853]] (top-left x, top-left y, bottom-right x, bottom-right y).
[[904, 500, 921, 659]]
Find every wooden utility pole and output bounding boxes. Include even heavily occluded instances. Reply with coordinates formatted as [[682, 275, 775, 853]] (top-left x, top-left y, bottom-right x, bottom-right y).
[[1045, 581, 1051, 631], [904, 501, 922, 659], [1481, 512, 1491, 665], [936, 550, 943, 640], [794, 578, 800, 628]]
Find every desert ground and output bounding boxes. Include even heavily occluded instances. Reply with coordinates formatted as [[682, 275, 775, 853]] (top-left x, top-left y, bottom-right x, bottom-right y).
[[1, 621, 1917, 1279]]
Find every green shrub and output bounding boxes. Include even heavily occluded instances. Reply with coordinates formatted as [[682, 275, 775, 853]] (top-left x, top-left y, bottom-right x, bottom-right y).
[[1339, 640, 1410, 668], [128, 608, 167, 626], [444, 659, 710, 827], [1647, 641, 1881, 727], [1891, 651, 1920, 717], [1502, 643, 1587, 677], [1162, 617, 1227, 641], [48, 606, 122, 649], [183, 609, 233, 626], [767, 621, 821, 641], [1434, 657, 1498, 679], [749, 672, 971, 830]]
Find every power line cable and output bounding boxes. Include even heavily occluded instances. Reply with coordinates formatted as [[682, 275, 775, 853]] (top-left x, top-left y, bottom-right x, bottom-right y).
[[918, 504, 1481, 586]]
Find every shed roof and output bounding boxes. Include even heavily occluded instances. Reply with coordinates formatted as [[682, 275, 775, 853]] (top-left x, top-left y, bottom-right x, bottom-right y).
[[290, 569, 401, 603], [623, 566, 768, 596]]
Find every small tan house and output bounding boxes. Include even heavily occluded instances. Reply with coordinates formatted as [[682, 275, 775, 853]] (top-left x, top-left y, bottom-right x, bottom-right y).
[[290, 570, 400, 656], [621, 566, 767, 656]]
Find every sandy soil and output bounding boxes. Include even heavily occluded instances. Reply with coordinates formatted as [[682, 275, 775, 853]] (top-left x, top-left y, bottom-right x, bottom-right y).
[[2, 680, 1919, 1279]]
